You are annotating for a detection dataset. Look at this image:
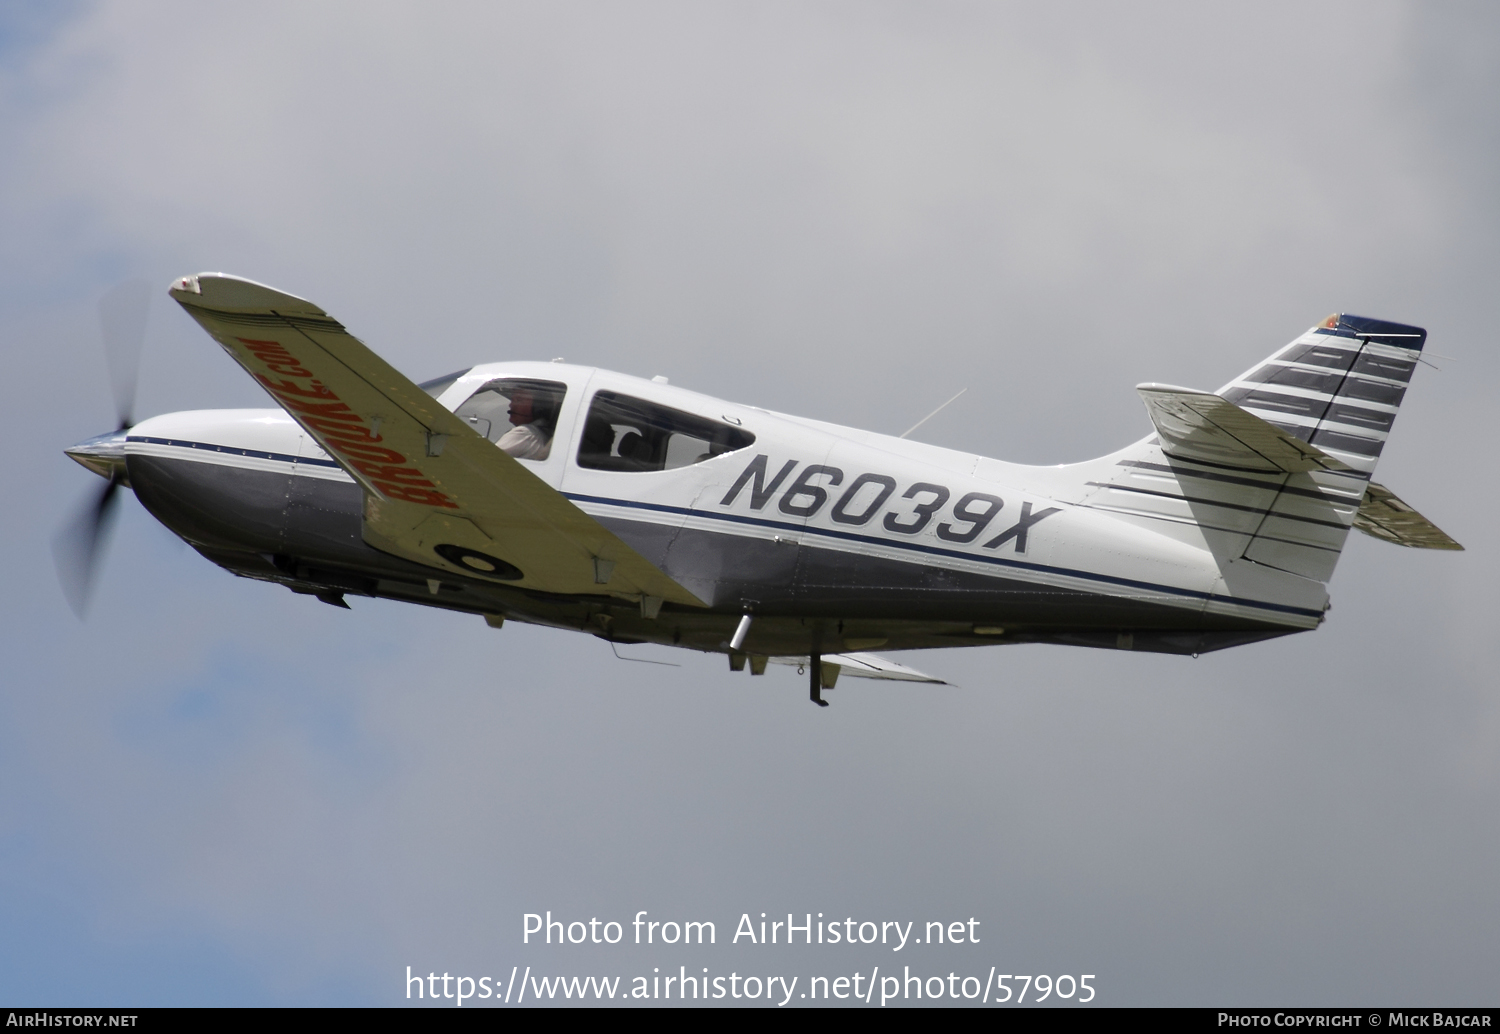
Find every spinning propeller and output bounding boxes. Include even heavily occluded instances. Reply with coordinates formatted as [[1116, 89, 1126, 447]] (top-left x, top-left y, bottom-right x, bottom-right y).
[[53, 280, 152, 617]]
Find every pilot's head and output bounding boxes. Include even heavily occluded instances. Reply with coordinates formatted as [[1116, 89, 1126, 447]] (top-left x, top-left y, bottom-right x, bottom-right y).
[[505, 384, 561, 431], [508, 388, 536, 427]]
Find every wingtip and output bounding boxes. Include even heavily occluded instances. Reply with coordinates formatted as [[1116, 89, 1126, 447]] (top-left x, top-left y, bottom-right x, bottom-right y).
[[1136, 382, 1213, 396], [168, 274, 202, 297], [167, 272, 326, 316]]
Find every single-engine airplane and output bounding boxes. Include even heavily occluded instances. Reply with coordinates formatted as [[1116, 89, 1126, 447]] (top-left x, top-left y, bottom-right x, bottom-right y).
[[59, 274, 1462, 704]]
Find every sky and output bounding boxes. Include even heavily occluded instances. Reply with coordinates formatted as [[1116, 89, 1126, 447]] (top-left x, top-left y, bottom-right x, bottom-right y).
[[1, 0, 1497, 1007]]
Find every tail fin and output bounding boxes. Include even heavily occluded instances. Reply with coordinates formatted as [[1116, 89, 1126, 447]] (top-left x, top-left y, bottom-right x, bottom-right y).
[[1085, 314, 1429, 585], [1217, 313, 1423, 475]]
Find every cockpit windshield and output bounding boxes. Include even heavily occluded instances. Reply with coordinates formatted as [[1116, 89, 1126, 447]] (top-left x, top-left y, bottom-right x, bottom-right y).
[[417, 368, 471, 399], [454, 378, 568, 461], [577, 390, 754, 472]]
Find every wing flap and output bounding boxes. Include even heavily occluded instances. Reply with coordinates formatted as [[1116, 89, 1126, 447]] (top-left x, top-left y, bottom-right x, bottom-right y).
[[169, 272, 705, 606], [769, 652, 947, 684], [1355, 483, 1464, 550], [1136, 383, 1351, 473]]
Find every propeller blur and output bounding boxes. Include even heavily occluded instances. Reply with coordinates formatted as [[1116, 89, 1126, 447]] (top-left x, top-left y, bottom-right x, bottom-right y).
[[52, 280, 150, 617]]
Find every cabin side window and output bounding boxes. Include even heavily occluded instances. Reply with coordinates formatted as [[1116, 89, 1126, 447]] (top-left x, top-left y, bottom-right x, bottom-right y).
[[577, 390, 755, 472], [454, 378, 568, 461]]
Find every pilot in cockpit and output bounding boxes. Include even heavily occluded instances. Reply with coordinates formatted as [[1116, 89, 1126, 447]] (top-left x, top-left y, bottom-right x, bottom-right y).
[[496, 386, 559, 460]]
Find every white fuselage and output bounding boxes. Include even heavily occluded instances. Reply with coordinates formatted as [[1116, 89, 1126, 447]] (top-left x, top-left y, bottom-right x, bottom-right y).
[[125, 361, 1328, 642]]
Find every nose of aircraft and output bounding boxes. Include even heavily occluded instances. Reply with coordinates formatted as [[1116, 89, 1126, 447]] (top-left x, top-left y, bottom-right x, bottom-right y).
[[65, 428, 130, 483], [56, 427, 133, 617]]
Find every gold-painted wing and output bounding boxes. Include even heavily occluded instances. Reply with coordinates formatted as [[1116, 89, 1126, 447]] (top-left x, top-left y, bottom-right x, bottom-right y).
[[169, 272, 705, 607]]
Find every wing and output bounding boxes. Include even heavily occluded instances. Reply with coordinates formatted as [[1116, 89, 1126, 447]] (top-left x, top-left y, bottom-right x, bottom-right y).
[[168, 272, 706, 607], [769, 652, 948, 684], [1355, 483, 1464, 550], [1136, 383, 1352, 473]]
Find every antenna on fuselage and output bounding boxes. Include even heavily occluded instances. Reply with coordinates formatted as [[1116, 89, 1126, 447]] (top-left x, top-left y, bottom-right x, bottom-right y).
[[898, 388, 967, 439]]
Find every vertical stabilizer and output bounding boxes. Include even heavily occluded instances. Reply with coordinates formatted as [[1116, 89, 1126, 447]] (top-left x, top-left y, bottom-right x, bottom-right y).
[[1217, 315, 1423, 578], [1217, 314, 1424, 476], [1084, 315, 1426, 586]]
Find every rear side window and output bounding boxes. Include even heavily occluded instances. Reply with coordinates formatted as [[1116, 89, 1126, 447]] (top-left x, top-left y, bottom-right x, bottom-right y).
[[577, 391, 755, 472]]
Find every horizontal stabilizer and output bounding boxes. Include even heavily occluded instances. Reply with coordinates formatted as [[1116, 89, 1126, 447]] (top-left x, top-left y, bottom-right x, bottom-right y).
[[769, 652, 947, 684], [1128, 382, 1356, 471], [1137, 384, 1352, 474], [1355, 483, 1463, 550]]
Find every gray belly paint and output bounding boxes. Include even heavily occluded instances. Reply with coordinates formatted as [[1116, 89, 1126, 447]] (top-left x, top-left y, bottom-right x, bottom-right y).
[[596, 514, 1285, 632], [128, 456, 1297, 656]]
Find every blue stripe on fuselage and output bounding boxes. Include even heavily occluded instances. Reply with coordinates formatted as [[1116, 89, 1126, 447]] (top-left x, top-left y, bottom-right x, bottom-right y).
[[126, 435, 342, 467]]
